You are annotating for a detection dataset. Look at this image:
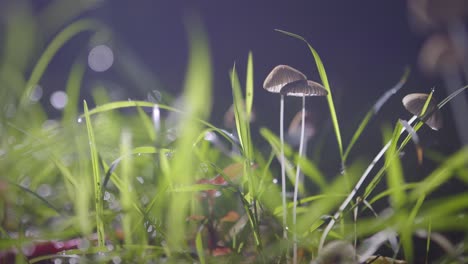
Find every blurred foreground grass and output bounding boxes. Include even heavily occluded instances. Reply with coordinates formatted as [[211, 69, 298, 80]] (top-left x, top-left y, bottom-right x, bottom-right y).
[[1, 2, 468, 263]]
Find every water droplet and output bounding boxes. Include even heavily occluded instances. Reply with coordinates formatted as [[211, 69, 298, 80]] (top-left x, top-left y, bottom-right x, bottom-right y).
[[88, 44, 114, 72], [30, 85, 43, 102], [147, 225, 153, 233], [54, 258, 63, 264], [112, 256, 122, 264], [272, 178, 278, 184], [77, 117, 83, 123], [147, 90, 162, 103], [106, 244, 114, 251], [37, 184, 52, 197], [136, 176, 144, 184], [204, 131, 217, 142], [104, 191, 111, 201]]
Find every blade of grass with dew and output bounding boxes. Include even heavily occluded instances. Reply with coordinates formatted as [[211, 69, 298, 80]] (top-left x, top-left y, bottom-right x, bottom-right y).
[[119, 130, 136, 245], [343, 69, 410, 162], [78, 101, 235, 145], [63, 59, 85, 123], [20, 19, 103, 107], [275, 29, 343, 161], [230, 64, 261, 247], [83, 100, 105, 247], [166, 16, 212, 250], [102, 146, 160, 191], [136, 106, 156, 142], [383, 122, 406, 209]]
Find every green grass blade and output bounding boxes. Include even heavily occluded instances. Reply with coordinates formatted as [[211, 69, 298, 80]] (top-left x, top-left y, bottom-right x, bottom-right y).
[[20, 19, 103, 107], [402, 195, 425, 263], [63, 59, 85, 123], [383, 122, 406, 209], [83, 100, 105, 246], [275, 29, 343, 160], [195, 225, 206, 264], [119, 130, 137, 246], [167, 16, 212, 250], [410, 147, 468, 199], [246, 51, 254, 119]]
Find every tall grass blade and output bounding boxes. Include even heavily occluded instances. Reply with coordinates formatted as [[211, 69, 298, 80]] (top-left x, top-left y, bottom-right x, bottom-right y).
[[166, 16, 212, 250], [246, 51, 254, 119], [83, 100, 105, 247], [20, 19, 103, 107], [63, 59, 85, 123], [383, 122, 406, 209], [275, 29, 343, 161]]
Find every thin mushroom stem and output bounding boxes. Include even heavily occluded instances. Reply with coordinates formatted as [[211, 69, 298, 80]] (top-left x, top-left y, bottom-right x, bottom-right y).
[[293, 96, 306, 264], [280, 95, 287, 240], [318, 115, 418, 250]]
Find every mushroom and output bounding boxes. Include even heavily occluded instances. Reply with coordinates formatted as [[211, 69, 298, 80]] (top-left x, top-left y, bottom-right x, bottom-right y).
[[263, 65, 307, 239], [407, 0, 468, 33], [402, 93, 443, 130], [280, 78, 327, 263]]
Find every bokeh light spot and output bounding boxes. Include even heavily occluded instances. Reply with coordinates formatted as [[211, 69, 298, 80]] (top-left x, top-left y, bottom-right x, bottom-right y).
[[88, 44, 114, 72], [50, 91, 68, 110]]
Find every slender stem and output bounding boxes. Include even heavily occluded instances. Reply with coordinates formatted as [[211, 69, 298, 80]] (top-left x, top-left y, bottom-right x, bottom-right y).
[[293, 96, 306, 264], [318, 115, 418, 250], [280, 95, 287, 240]]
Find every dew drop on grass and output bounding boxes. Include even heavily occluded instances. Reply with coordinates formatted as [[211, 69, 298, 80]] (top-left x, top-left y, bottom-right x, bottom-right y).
[[147, 90, 162, 103], [104, 191, 111, 201], [112, 256, 122, 264], [141, 195, 149, 205], [136, 176, 144, 184], [77, 117, 82, 123], [147, 225, 153, 233], [273, 178, 278, 184], [30, 85, 43, 102], [37, 184, 52, 197], [53, 258, 62, 264]]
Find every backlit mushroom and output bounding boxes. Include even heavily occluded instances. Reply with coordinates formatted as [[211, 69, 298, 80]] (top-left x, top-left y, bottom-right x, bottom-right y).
[[263, 65, 307, 239], [281, 78, 327, 263], [402, 93, 443, 130]]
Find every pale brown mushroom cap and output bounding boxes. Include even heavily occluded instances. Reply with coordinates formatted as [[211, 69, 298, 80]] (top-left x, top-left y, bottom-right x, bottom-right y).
[[402, 93, 443, 130], [407, 0, 468, 32], [418, 34, 462, 76], [280, 80, 328, 97], [263, 65, 307, 93]]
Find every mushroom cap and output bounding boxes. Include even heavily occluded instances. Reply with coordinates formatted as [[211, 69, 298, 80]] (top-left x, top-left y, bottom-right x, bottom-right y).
[[402, 93, 443, 130], [263, 65, 307, 93], [407, 0, 468, 32], [280, 80, 328, 97], [418, 34, 462, 76]]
